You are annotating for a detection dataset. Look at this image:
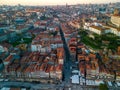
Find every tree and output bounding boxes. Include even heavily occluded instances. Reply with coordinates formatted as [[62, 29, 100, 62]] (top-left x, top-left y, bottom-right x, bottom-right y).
[[49, 31, 58, 37], [32, 33, 35, 39], [53, 31, 58, 37], [99, 84, 108, 90], [0, 59, 3, 64]]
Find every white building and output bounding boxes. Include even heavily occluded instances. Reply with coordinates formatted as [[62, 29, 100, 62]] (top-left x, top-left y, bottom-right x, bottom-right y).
[[86, 25, 110, 35], [31, 44, 51, 53], [31, 44, 42, 52], [0, 45, 5, 53], [89, 26, 102, 35], [104, 25, 120, 36]]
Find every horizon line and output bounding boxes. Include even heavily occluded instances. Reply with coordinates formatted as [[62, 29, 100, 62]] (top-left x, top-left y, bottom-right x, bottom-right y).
[[0, 2, 119, 6]]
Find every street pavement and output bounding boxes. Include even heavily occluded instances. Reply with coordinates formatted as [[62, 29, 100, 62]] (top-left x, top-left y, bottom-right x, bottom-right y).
[[59, 24, 72, 83]]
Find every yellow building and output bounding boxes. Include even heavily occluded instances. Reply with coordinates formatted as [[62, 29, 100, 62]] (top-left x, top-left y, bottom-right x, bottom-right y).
[[111, 9, 120, 27], [111, 15, 120, 27]]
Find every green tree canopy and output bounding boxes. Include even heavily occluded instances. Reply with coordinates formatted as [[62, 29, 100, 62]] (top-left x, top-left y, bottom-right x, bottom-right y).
[[99, 83, 108, 90]]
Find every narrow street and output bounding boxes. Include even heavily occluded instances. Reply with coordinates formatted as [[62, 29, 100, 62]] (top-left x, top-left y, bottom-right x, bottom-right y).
[[0, 81, 60, 90], [58, 24, 72, 83]]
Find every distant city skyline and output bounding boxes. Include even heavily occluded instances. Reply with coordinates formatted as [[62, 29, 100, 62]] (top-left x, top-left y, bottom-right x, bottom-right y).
[[0, 0, 119, 6]]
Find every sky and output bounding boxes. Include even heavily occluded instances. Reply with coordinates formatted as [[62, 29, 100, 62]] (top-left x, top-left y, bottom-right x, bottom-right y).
[[0, 0, 119, 6]]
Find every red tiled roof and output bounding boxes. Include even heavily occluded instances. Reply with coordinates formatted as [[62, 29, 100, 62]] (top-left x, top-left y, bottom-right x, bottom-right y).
[[4, 55, 13, 62]]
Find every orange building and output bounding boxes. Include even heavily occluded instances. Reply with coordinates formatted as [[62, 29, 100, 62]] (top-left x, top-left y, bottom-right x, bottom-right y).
[[118, 46, 120, 55]]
